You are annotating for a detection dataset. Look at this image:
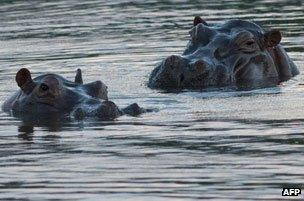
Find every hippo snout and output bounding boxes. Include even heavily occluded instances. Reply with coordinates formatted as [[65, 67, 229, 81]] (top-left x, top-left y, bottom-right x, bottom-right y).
[[148, 55, 187, 89], [162, 55, 189, 88], [163, 55, 186, 71], [148, 55, 216, 89]]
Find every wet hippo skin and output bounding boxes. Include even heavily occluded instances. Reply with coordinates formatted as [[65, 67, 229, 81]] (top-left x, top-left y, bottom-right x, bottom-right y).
[[2, 68, 149, 121], [148, 17, 299, 90]]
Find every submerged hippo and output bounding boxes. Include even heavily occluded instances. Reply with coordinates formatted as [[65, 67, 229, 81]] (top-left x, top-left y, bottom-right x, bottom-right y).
[[2, 68, 148, 121], [148, 17, 299, 90]]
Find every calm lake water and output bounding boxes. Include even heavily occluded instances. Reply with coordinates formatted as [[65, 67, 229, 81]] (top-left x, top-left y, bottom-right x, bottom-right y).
[[0, 0, 303, 200]]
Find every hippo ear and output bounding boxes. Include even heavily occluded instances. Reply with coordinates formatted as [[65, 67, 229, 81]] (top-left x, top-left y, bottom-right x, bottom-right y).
[[16, 68, 36, 94], [264, 29, 282, 47], [75, 68, 83, 84], [193, 16, 207, 26], [16, 68, 33, 88]]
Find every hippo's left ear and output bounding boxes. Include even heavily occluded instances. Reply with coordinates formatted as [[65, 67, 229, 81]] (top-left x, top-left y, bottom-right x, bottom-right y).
[[193, 16, 208, 26], [16, 68, 36, 94], [75, 68, 83, 84], [264, 29, 282, 47], [16, 68, 32, 88]]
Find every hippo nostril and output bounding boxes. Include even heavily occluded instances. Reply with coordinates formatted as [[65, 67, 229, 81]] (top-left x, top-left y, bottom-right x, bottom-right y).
[[189, 60, 206, 74], [195, 60, 206, 74]]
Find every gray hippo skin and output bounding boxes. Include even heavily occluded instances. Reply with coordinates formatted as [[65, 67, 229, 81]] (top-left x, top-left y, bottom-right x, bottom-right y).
[[2, 68, 147, 121], [148, 17, 299, 90]]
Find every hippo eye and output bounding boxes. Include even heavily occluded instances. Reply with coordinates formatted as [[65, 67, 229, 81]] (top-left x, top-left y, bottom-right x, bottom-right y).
[[245, 41, 255, 46], [40, 83, 49, 91], [238, 39, 257, 53]]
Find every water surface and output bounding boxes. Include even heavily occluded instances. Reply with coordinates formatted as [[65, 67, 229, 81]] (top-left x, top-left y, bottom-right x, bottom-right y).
[[0, 0, 303, 200]]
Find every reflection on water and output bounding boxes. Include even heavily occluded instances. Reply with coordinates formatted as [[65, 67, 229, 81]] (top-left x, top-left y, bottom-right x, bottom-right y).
[[0, 0, 303, 200]]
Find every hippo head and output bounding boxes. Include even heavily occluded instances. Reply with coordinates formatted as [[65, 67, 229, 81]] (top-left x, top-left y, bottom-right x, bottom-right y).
[[12, 68, 71, 115], [10, 68, 109, 117], [148, 17, 299, 90]]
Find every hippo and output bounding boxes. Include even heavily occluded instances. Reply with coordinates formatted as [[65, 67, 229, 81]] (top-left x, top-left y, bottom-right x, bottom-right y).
[[2, 68, 148, 121], [148, 17, 299, 90]]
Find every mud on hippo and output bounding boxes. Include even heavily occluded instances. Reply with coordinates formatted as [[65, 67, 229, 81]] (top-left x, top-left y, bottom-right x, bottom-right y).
[[148, 17, 299, 90], [2, 68, 150, 121]]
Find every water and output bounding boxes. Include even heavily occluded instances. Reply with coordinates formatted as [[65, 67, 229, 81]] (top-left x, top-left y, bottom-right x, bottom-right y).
[[0, 0, 303, 200]]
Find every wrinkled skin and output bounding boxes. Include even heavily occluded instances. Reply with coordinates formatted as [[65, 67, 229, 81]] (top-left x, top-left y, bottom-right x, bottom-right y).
[[148, 17, 299, 90], [2, 68, 148, 121]]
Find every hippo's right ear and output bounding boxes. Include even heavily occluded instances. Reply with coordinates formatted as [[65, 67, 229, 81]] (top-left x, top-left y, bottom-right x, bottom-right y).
[[16, 68, 35, 93], [264, 29, 282, 47], [193, 16, 208, 26], [75, 68, 83, 84]]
